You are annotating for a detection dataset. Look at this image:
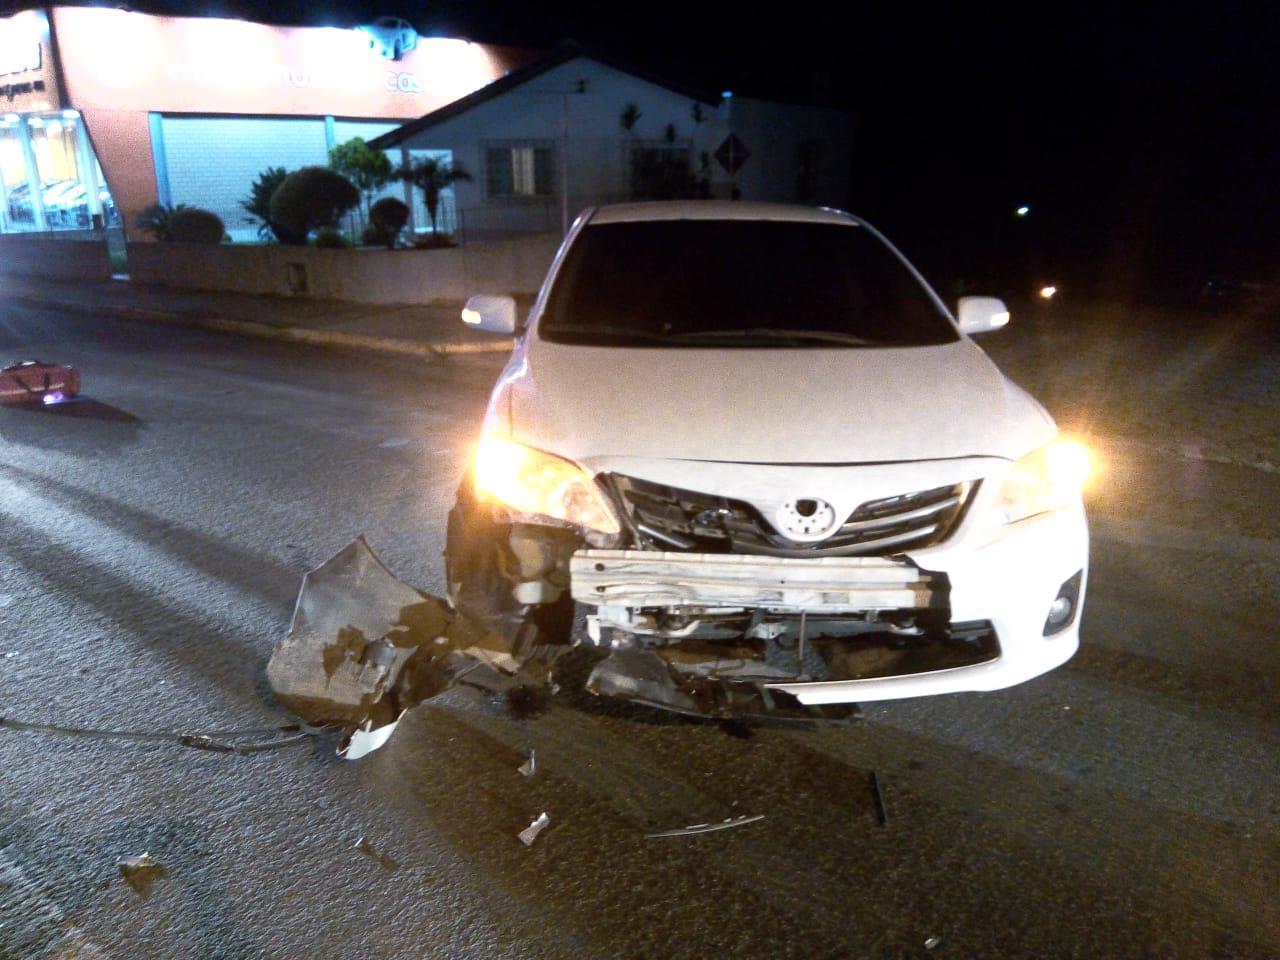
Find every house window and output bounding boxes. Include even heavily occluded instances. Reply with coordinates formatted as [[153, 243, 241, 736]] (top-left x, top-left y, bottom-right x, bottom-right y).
[[485, 142, 555, 199]]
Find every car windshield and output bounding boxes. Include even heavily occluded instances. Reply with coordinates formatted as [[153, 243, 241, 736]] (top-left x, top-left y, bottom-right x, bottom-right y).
[[539, 219, 958, 347]]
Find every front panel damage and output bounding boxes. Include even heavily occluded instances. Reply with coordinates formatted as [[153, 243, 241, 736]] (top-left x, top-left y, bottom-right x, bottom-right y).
[[268, 526, 993, 757]]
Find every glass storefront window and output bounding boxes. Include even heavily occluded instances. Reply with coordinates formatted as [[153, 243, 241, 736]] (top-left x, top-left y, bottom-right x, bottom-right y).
[[0, 110, 118, 234]]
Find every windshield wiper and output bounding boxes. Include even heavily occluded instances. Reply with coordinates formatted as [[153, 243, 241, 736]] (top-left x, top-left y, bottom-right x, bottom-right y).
[[670, 328, 875, 346]]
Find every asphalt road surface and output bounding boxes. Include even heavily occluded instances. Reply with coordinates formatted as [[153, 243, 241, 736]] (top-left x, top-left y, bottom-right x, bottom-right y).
[[1, 298, 1277, 959]]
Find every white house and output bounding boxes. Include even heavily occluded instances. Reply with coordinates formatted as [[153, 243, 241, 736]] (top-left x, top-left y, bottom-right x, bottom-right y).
[[368, 44, 857, 242]]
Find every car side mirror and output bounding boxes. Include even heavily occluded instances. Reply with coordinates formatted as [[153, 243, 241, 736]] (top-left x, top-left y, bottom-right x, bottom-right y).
[[461, 294, 517, 335], [957, 296, 1011, 335]]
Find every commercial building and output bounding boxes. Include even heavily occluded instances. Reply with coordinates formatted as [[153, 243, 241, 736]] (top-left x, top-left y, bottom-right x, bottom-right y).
[[0, 7, 532, 240], [1, 8, 854, 250]]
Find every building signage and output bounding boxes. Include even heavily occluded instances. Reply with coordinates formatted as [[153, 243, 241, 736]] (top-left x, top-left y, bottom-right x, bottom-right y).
[[0, 33, 41, 77], [1, 78, 45, 101], [168, 62, 425, 95]]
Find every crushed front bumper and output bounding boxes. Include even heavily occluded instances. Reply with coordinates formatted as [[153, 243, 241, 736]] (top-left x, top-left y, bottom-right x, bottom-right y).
[[569, 503, 1088, 707], [570, 550, 944, 612]]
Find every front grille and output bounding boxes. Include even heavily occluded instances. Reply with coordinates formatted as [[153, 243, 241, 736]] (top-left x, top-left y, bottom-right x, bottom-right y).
[[609, 474, 975, 558]]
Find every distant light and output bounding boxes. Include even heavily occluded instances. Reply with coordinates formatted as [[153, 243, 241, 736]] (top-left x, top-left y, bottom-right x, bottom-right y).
[[62, 109, 79, 119], [721, 90, 733, 99], [1039, 285, 1057, 299], [27, 116, 43, 127], [1015, 205, 1030, 216]]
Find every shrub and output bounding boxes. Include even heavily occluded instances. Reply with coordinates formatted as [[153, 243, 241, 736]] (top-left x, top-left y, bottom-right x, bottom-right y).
[[312, 227, 351, 249], [269, 166, 359, 246], [167, 206, 225, 244], [396, 157, 471, 236], [135, 203, 189, 241], [369, 196, 409, 249], [328, 138, 392, 219], [240, 166, 289, 241]]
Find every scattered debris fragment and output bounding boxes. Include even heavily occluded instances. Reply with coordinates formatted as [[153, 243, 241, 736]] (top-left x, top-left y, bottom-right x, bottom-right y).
[[925, 935, 942, 950], [518, 812, 551, 846], [868, 770, 888, 826], [517, 750, 536, 778], [340, 712, 407, 760], [865, 768, 885, 829], [116, 852, 164, 894], [645, 814, 765, 838], [353, 836, 400, 870]]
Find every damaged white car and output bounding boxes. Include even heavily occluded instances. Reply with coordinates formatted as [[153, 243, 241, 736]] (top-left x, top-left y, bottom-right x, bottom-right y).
[[448, 201, 1090, 720]]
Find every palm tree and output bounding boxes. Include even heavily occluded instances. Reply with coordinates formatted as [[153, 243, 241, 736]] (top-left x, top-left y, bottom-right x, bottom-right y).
[[398, 157, 472, 237]]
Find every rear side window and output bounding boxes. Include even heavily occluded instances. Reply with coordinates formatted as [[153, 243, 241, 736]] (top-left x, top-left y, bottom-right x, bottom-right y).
[[540, 219, 957, 347]]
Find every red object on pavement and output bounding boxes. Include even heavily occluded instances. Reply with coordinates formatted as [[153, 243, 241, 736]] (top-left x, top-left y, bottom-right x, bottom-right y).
[[0, 360, 81, 405]]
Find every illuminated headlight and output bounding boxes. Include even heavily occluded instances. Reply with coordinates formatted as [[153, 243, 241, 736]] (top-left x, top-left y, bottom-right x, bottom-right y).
[[473, 434, 620, 534], [994, 438, 1092, 524]]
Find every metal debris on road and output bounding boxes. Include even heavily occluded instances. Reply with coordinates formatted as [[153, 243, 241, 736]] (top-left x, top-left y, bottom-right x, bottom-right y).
[[353, 836, 400, 870], [645, 814, 765, 838], [518, 812, 551, 846], [117, 852, 165, 894], [517, 750, 536, 777], [869, 770, 888, 826]]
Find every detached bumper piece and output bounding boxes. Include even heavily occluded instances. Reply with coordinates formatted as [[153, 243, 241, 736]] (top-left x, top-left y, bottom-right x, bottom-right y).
[[267, 537, 546, 758], [570, 549, 944, 612]]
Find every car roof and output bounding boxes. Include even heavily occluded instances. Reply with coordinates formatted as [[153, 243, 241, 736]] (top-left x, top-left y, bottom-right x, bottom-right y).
[[584, 201, 862, 226]]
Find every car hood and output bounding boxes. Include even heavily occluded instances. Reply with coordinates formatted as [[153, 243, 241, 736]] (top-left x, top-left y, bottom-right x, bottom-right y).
[[499, 336, 1056, 465]]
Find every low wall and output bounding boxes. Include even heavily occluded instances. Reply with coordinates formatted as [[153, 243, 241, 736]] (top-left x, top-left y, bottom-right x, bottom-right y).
[[0, 233, 112, 282], [125, 233, 563, 305]]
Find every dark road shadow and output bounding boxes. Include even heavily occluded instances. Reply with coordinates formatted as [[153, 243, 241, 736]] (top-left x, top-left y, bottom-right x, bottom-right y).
[[1, 396, 143, 451], [28, 396, 141, 423]]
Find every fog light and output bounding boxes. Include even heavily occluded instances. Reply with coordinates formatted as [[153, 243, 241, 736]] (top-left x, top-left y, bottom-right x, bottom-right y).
[[1043, 570, 1083, 636]]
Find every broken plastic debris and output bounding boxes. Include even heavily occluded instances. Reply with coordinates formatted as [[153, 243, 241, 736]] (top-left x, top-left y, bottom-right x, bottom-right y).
[[353, 836, 400, 870], [925, 936, 942, 950], [645, 814, 765, 838], [517, 749, 536, 777], [518, 812, 550, 846], [117, 852, 164, 894], [340, 711, 406, 760], [266, 538, 526, 759]]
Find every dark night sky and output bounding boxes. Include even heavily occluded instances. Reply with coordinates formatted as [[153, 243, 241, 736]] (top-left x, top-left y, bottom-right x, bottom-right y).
[[4, 0, 1277, 296]]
